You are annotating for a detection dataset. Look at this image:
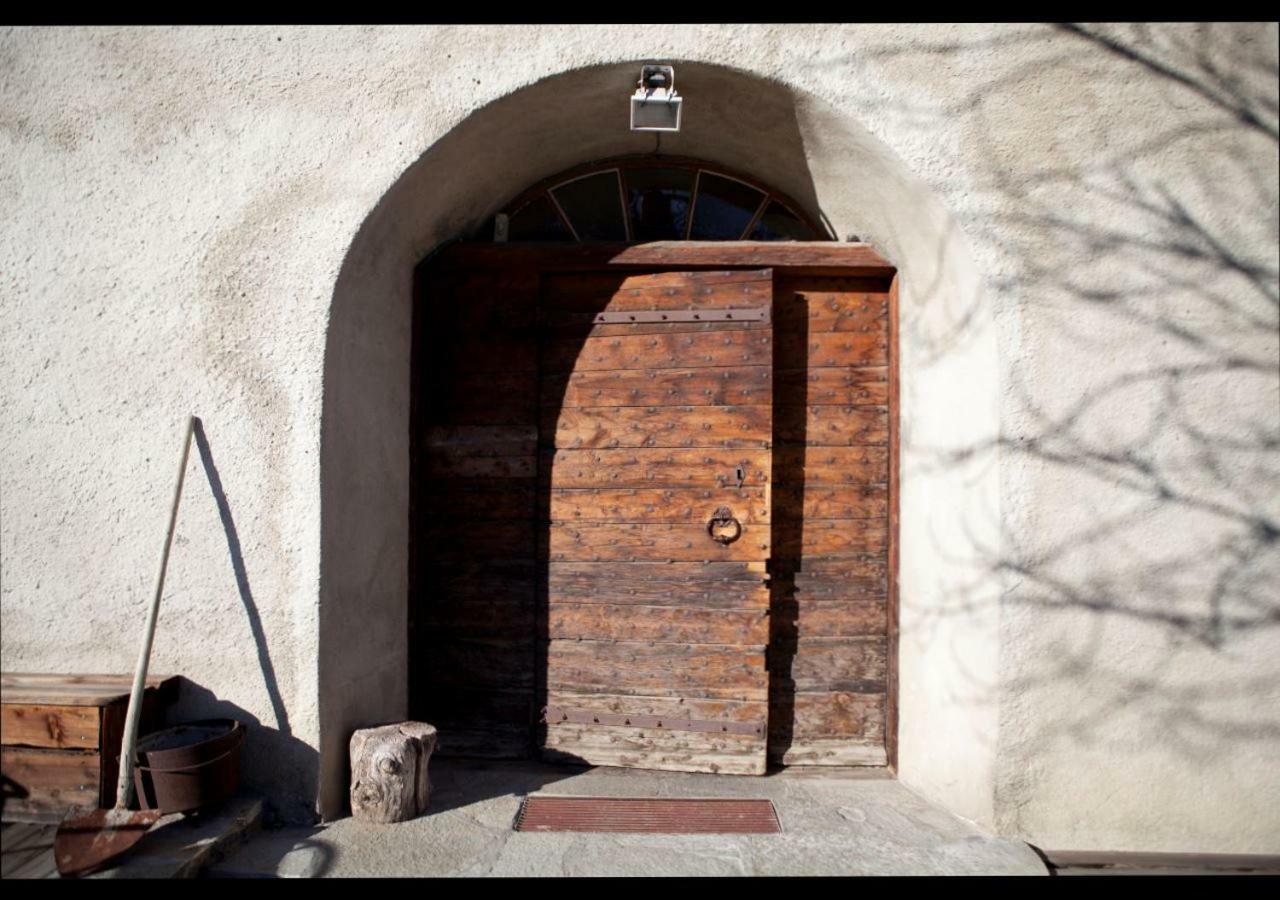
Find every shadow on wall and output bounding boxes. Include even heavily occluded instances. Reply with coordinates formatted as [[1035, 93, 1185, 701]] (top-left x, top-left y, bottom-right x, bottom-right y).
[[854, 23, 1279, 828], [176, 420, 317, 824], [320, 60, 837, 820]]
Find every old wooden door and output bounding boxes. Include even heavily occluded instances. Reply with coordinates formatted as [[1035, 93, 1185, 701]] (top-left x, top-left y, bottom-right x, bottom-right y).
[[538, 268, 774, 775]]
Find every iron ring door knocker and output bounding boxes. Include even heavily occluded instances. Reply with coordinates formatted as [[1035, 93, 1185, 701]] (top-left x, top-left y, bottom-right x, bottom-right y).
[[708, 506, 742, 545]]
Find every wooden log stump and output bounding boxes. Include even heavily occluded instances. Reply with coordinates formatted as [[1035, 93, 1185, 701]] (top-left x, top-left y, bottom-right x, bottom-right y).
[[349, 722, 437, 824]]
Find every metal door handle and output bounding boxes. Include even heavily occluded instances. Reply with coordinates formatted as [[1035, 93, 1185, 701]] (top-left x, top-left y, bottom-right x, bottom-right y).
[[707, 507, 742, 545]]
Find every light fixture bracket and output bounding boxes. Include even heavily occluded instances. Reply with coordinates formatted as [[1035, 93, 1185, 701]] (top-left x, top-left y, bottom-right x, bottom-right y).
[[631, 65, 682, 133]]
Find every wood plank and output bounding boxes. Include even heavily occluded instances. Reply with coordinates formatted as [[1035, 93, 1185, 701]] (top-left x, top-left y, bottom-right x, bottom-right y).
[[775, 368, 888, 406], [427, 330, 539, 374], [770, 691, 886, 741], [543, 405, 771, 450], [774, 407, 889, 446], [545, 690, 767, 726], [420, 521, 536, 563], [547, 641, 767, 700], [772, 484, 888, 520], [544, 562, 769, 609], [425, 371, 536, 426], [543, 449, 770, 489], [425, 425, 538, 457], [0, 748, 99, 816], [772, 739, 887, 767], [774, 330, 888, 367], [774, 288, 889, 334], [422, 271, 539, 331], [435, 242, 896, 277], [773, 520, 888, 557], [548, 522, 769, 562], [0, 674, 177, 708], [422, 639, 535, 691], [434, 728, 530, 759], [548, 487, 768, 524], [542, 329, 772, 374], [419, 687, 534, 728], [541, 269, 771, 311], [420, 480, 535, 521], [775, 576, 888, 603], [542, 726, 766, 775], [549, 604, 769, 645], [773, 446, 889, 486], [419, 597, 536, 639], [420, 560, 536, 600], [546, 366, 771, 409], [0, 705, 98, 750], [791, 558, 889, 580], [423, 454, 535, 479], [775, 638, 888, 692], [773, 600, 887, 639]]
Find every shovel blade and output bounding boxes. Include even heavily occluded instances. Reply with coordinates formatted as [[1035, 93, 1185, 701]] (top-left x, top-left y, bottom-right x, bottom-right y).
[[54, 806, 163, 877]]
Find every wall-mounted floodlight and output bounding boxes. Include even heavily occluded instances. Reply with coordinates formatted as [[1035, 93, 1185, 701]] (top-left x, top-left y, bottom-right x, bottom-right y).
[[630, 65, 682, 132]]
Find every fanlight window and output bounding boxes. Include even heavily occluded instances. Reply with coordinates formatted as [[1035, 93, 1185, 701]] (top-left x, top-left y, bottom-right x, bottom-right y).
[[489, 158, 828, 243]]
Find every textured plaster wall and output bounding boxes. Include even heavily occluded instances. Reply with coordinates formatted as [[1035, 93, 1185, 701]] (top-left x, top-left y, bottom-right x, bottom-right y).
[[2, 24, 1276, 850]]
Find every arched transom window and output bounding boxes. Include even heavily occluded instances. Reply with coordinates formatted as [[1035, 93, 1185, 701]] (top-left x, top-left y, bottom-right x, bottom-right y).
[[487, 156, 831, 243]]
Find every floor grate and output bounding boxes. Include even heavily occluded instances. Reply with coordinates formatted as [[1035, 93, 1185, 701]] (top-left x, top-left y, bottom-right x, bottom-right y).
[[513, 796, 781, 834]]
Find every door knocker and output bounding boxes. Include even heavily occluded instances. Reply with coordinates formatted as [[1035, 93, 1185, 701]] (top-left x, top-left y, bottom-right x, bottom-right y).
[[707, 506, 742, 545]]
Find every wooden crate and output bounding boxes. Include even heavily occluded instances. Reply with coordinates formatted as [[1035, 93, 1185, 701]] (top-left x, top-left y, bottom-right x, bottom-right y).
[[0, 673, 179, 822]]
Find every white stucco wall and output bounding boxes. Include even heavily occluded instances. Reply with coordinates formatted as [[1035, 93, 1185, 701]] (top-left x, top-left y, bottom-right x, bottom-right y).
[[2, 24, 1276, 851]]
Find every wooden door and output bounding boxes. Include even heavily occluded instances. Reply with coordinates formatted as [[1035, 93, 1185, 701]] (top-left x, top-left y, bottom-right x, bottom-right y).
[[538, 268, 774, 775]]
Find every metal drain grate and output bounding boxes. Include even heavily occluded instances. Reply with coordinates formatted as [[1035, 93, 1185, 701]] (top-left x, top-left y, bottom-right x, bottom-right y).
[[514, 796, 781, 834]]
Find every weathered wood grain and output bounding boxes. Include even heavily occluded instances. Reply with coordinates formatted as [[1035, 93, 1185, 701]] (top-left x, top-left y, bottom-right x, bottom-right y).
[[547, 640, 767, 700], [0, 747, 99, 815], [424, 425, 538, 457], [543, 449, 770, 489], [543, 405, 771, 450], [546, 366, 771, 409], [774, 638, 888, 692], [0, 705, 98, 750], [420, 480, 535, 521], [544, 562, 769, 608], [772, 484, 888, 520], [544, 690, 767, 725], [769, 692, 885, 741], [542, 330, 771, 373], [548, 487, 769, 523], [773, 600, 886, 639], [774, 407, 889, 446], [774, 368, 889, 406], [773, 520, 888, 557], [420, 521, 536, 563], [547, 522, 769, 561], [422, 639, 535, 690], [771, 739, 888, 767], [774, 331, 888, 367], [774, 289, 890, 333], [542, 726, 766, 775], [349, 722, 437, 824], [549, 604, 770, 645], [541, 269, 771, 312], [772, 446, 889, 485]]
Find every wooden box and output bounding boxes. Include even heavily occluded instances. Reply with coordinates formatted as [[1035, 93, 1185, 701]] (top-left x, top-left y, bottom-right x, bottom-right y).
[[0, 673, 179, 822]]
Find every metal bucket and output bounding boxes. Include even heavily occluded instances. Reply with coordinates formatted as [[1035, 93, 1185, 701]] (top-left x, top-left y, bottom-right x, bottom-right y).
[[132, 718, 245, 814]]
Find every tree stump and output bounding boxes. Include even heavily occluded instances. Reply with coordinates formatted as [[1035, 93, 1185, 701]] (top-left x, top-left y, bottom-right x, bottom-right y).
[[349, 722, 437, 823]]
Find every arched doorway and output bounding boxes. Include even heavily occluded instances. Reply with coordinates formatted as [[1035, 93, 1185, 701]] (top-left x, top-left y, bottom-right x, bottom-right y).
[[321, 60, 1000, 825], [409, 156, 898, 775]]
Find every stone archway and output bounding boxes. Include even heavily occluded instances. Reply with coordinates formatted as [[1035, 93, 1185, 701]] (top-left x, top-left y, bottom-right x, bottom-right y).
[[319, 60, 1000, 825]]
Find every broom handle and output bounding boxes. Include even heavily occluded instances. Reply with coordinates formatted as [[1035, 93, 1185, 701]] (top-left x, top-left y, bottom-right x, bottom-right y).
[[115, 415, 197, 810]]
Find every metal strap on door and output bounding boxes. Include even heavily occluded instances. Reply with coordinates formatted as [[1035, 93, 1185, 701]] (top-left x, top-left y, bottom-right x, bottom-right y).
[[543, 706, 765, 737], [591, 307, 770, 324]]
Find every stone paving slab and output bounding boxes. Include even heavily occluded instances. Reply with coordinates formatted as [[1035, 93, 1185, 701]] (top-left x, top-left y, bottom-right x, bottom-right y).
[[209, 761, 1047, 877], [1, 794, 262, 879]]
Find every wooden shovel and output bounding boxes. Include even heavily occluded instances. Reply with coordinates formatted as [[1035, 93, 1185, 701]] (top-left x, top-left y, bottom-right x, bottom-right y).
[[55, 415, 197, 877]]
